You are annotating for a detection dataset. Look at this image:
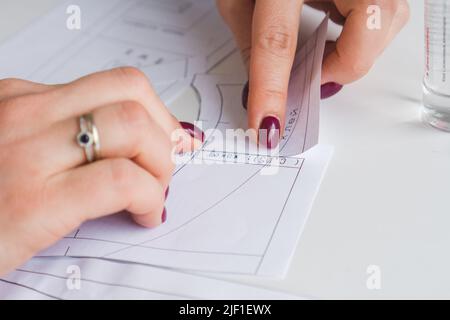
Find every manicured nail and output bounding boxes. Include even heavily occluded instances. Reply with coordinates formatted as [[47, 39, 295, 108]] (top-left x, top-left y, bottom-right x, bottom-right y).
[[321, 82, 343, 100], [165, 187, 169, 200], [180, 122, 205, 142], [161, 208, 167, 223], [259, 116, 280, 149], [242, 81, 249, 110]]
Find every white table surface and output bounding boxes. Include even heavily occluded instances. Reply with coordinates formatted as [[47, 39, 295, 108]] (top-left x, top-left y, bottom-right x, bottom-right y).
[[1, 0, 449, 299]]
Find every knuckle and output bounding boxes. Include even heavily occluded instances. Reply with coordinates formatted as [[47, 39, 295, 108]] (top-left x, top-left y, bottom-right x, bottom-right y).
[[116, 102, 151, 153], [1, 189, 19, 214], [335, 47, 373, 80], [0, 96, 28, 125], [260, 87, 287, 103], [113, 66, 152, 92], [0, 78, 22, 97], [117, 101, 150, 131], [256, 25, 295, 58]]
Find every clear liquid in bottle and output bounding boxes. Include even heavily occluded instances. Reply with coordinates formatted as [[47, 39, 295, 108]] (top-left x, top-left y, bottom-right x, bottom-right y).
[[423, 0, 450, 131]]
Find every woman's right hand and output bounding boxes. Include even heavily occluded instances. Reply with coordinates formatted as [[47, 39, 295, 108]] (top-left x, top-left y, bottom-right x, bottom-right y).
[[0, 67, 201, 275], [217, 0, 409, 148]]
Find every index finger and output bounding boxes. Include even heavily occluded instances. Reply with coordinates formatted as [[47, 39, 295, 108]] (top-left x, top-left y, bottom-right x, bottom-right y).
[[249, 0, 303, 149]]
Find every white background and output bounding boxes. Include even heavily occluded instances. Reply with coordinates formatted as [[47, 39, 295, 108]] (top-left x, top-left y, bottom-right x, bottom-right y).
[[1, 0, 449, 299]]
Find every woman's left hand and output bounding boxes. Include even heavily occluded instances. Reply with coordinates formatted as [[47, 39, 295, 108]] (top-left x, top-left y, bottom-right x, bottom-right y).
[[0, 68, 200, 275]]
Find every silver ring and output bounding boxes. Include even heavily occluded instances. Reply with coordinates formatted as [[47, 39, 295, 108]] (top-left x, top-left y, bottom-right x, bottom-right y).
[[76, 114, 100, 163]]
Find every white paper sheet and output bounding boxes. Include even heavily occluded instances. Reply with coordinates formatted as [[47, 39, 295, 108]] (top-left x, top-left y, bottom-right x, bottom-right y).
[[0, 2, 333, 301], [0, 257, 300, 300], [0, 0, 234, 103], [35, 18, 332, 278]]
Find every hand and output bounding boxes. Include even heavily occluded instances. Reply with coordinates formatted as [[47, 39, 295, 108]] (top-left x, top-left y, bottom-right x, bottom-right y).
[[217, 0, 409, 148], [0, 67, 202, 275]]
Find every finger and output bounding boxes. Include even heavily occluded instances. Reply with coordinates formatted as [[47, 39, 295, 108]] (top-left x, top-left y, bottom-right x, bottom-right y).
[[382, 0, 410, 47], [217, 0, 254, 70], [321, 0, 409, 85], [0, 78, 52, 100], [25, 68, 198, 150], [25, 102, 175, 188], [0, 80, 60, 142], [46, 158, 166, 230], [249, 0, 303, 148]]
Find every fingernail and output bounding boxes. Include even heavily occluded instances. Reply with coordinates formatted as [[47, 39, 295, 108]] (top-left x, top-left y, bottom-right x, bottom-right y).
[[242, 81, 249, 110], [321, 82, 343, 100], [165, 187, 169, 200], [161, 208, 167, 223], [259, 116, 280, 149], [180, 122, 205, 142]]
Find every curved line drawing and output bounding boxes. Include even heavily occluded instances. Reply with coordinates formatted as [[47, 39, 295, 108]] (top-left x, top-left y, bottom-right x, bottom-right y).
[[173, 75, 223, 176], [63, 40, 315, 262], [102, 163, 267, 258], [100, 73, 308, 258], [14, 269, 192, 299], [0, 279, 60, 300], [62, 235, 261, 257]]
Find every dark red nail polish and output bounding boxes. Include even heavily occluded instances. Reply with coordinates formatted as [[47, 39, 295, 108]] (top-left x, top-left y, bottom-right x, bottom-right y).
[[259, 116, 280, 149], [242, 81, 249, 110], [321, 82, 343, 100], [165, 187, 169, 200], [180, 122, 205, 142], [161, 208, 167, 223]]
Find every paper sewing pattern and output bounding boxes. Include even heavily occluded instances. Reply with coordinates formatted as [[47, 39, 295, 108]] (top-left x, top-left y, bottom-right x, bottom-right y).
[[0, 0, 333, 299], [0, 258, 300, 300], [37, 18, 332, 277], [0, 0, 235, 103]]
